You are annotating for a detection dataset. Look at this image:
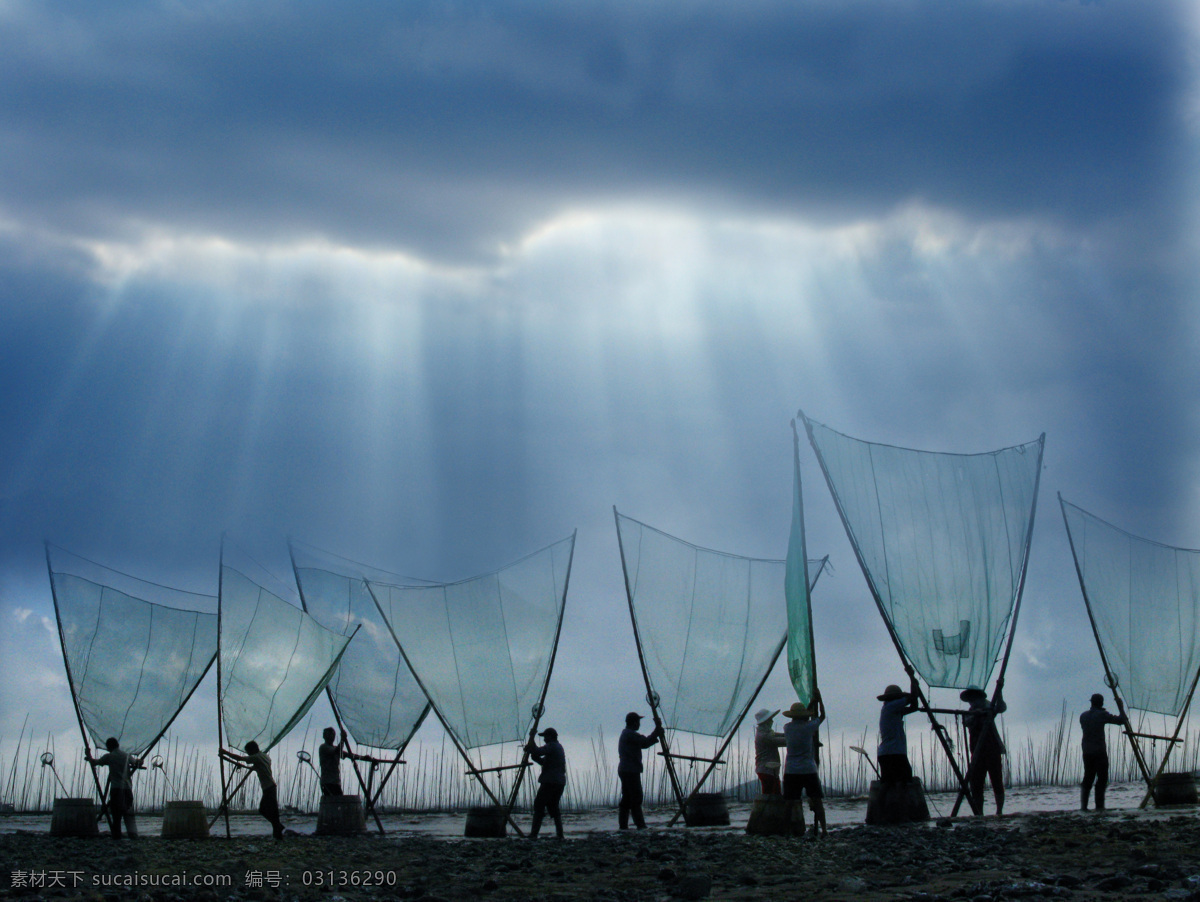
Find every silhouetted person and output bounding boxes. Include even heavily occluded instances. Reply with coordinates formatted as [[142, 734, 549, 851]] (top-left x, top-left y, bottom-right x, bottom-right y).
[[617, 711, 662, 830], [782, 690, 827, 837], [753, 708, 785, 795], [525, 726, 566, 838], [1080, 693, 1127, 811], [86, 737, 140, 839], [318, 727, 349, 797], [221, 741, 286, 838], [961, 686, 1007, 815], [877, 679, 919, 783]]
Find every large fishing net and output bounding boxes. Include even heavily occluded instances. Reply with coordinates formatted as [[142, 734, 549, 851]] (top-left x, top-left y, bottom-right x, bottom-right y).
[[616, 512, 827, 738], [803, 416, 1044, 690], [367, 535, 575, 751], [46, 544, 217, 757], [219, 556, 352, 752], [289, 540, 431, 751], [1061, 496, 1200, 717]]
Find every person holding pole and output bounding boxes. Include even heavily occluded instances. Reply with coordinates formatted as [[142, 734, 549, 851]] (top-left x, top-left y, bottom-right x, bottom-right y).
[[318, 727, 356, 797], [221, 741, 287, 838], [960, 686, 1007, 816], [86, 737, 141, 839], [877, 678, 920, 783], [525, 726, 567, 839], [617, 711, 663, 830], [1080, 693, 1127, 811], [782, 690, 827, 837]]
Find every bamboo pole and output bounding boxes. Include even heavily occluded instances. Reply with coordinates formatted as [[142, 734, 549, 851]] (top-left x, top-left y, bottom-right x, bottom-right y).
[[1058, 494, 1157, 799], [614, 507, 688, 819], [44, 542, 114, 833]]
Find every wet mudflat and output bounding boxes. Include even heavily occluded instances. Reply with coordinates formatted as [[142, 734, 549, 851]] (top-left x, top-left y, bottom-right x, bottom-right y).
[[3, 807, 1200, 901]]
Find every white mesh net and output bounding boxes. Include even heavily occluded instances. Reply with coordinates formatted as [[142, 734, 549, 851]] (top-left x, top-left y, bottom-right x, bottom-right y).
[[616, 512, 826, 738], [219, 556, 352, 752], [47, 544, 217, 757], [290, 541, 430, 751], [367, 535, 574, 750], [1061, 496, 1200, 717], [804, 416, 1043, 690]]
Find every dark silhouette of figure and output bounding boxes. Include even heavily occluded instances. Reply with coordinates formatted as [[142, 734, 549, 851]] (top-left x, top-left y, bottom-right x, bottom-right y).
[[617, 711, 663, 830], [318, 727, 349, 797], [87, 737, 141, 839], [877, 679, 919, 783], [221, 741, 286, 838], [525, 727, 567, 838], [1080, 693, 1127, 811], [961, 686, 1007, 815]]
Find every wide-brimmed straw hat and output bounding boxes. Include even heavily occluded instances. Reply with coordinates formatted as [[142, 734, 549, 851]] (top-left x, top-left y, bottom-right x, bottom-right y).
[[877, 684, 906, 701], [754, 708, 779, 725], [783, 702, 812, 719], [959, 686, 987, 702]]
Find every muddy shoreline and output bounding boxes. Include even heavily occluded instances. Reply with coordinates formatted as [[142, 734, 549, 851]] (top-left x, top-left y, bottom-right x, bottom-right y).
[[4, 807, 1200, 901]]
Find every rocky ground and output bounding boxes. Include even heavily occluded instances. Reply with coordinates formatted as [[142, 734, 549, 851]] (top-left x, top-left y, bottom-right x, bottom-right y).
[[4, 810, 1200, 901]]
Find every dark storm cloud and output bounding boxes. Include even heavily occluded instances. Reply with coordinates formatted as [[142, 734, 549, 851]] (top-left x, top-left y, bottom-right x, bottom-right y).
[[0, 0, 1186, 261]]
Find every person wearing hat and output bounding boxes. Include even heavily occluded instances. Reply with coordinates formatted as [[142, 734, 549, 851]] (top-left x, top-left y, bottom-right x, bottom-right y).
[[617, 711, 663, 829], [877, 679, 919, 783], [960, 686, 1007, 815], [753, 707, 786, 795], [1079, 693, 1127, 811], [525, 726, 567, 838], [782, 689, 827, 837]]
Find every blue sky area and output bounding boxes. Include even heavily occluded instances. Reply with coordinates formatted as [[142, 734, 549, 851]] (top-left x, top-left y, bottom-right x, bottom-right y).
[[1, 1, 1198, 765]]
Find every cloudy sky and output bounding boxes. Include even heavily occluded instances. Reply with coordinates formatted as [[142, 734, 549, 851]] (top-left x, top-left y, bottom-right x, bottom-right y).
[[2, 0, 1198, 779]]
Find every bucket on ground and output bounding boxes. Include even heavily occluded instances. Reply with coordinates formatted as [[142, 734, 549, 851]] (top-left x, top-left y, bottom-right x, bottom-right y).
[[684, 792, 730, 827], [1154, 772, 1198, 807], [464, 805, 508, 837], [161, 800, 209, 838], [50, 798, 100, 837], [745, 795, 806, 836], [316, 795, 367, 835], [865, 778, 930, 825]]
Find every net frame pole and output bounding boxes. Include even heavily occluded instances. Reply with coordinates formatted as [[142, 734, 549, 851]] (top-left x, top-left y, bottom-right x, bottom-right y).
[[215, 535, 233, 839], [287, 540, 435, 830], [330, 702, 387, 835], [367, 706, 430, 813], [792, 418, 819, 698], [1137, 664, 1200, 808], [288, 540, 388, 834], [1057, 494, 1158, 800], [366, 581, 526, 836], [613, 506, 689, 819], [502, 530, 577, 815], [951, 433, 1046, 816], [665, 555, 831, 827], [799, 413, 981, 816], [44, 541, 114, 833]]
